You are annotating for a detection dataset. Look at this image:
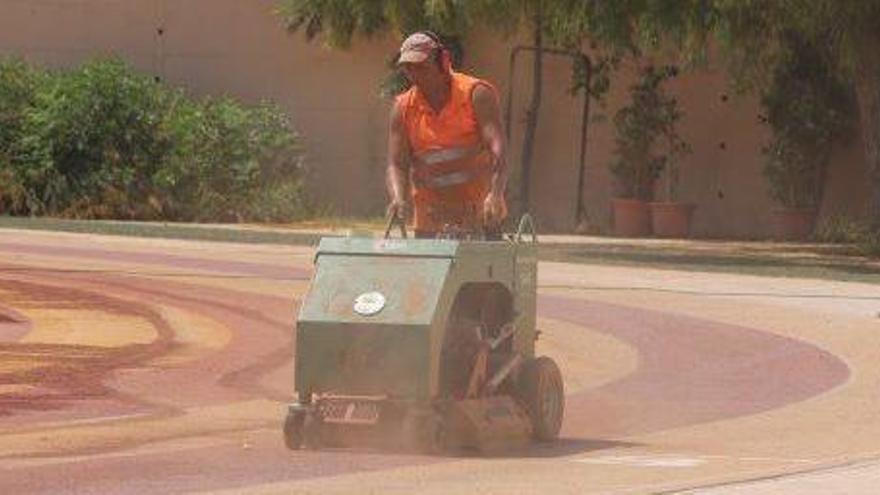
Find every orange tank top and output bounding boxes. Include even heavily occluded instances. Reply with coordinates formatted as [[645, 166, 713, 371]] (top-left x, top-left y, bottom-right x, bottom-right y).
[[397, 72, 501, 232]]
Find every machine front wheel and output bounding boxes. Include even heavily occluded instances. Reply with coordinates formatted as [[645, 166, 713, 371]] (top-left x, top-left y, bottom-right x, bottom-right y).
[[518, 356, 565, 441], [283, 410, 306, 450]]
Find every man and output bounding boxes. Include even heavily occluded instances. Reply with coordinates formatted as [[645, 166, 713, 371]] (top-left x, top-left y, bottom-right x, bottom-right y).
[[386, 31, 508, 238]]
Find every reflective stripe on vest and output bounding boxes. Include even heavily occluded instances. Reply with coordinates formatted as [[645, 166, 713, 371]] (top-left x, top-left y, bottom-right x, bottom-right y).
[[415, 145, 483, 167], [413, 144, 488, 189]]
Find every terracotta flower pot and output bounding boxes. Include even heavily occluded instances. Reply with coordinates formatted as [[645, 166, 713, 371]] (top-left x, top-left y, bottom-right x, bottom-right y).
[[771, 208, 817, 241], [650, 202, 696, 238], [611, 198, 651, 237]]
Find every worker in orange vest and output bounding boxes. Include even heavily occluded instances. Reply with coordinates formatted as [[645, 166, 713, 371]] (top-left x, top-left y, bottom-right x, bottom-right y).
[[386, 31, 509, 238]]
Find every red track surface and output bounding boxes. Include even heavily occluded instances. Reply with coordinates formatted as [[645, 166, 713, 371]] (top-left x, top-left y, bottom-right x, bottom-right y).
[[0, 231, 867, 494]]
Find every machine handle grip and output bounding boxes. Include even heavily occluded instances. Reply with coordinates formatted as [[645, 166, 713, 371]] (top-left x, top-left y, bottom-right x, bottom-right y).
[[515, 214, 537, 244], [384, 209, 408, 239]]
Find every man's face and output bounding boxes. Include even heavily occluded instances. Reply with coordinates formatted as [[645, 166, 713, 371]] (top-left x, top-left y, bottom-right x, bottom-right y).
[[400, 59, 444, 90]]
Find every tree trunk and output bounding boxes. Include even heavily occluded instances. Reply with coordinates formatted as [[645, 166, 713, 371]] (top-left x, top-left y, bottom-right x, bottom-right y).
[[854, 30, 880, 231], [813, 150, 831, 212], [519, 4, 543, 214]]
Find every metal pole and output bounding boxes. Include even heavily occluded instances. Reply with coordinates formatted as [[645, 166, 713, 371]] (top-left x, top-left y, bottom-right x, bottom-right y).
[[574, 53, 593, 227], [504, 46, 594, 228]]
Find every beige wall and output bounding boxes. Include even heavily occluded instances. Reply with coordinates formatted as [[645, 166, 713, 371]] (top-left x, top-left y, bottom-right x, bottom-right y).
[[0, 0, 870, 237]]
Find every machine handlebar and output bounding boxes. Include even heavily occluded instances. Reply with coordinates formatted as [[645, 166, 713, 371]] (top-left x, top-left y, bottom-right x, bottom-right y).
[[515, 214, 538, 244], [384, 209, 408, 239], [383, 210, 536, 244]]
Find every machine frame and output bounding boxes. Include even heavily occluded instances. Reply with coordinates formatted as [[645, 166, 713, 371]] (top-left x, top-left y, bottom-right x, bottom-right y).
[[284, 215, 563, 453]]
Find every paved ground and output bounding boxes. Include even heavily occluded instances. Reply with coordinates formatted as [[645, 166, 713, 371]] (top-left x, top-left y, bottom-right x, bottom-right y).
[[0, 228, 879, 494]]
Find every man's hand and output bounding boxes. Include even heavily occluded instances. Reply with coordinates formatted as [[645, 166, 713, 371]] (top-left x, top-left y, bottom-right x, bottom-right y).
[[482, 189, 507, 227], [387, 196, 409, 222]]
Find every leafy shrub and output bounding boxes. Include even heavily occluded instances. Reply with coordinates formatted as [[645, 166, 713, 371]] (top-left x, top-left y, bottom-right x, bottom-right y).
[[0, 57, 309, 222], [814, 215, 870, 244], [14, 59, 173, 217], [814, 215, 880, 258], [159, 97, 306, 221], [0, 58, 45, 213], [858, 234, 880, 258], [0, 58, 41, 150]]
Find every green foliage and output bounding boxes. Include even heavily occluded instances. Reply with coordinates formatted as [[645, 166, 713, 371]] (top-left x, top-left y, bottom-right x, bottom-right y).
[[859, 233, 880, 258], [0, 58, 45, 212], [761, 36, 854, 208], [276, 0, 626, 100], [277, 0, 423, 48], [276, 0, 549, 44], [0, 57, 308, 222], [0, 58, 41, 154], [814, 214, 871, 244], [710, 0, 880, 84], [160, 97, 306, 222], [609, 65, 690, 201], [814, 214, 880, 257], [273, 0, 878, 101], [571, 53, 619, 102], [274, 0, 880, 228], [12, 59, 173, 217]]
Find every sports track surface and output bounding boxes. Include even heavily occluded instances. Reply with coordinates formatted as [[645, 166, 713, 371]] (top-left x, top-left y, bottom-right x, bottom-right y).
[[1, 229, 879, 494]]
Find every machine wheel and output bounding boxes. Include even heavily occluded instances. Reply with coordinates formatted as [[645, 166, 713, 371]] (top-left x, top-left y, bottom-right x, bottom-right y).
[[518, 356, 565, 441], [283, 410, 306, 450], [302, 413, 324, 449]]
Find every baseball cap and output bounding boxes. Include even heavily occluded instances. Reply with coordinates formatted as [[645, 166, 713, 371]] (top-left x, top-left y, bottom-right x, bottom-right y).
[[397, 32, 440, 64]]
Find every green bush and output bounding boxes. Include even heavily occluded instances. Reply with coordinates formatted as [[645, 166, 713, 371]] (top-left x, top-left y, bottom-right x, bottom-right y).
[[0, 58, 45, 212], [814, 215, 870, 244], [859, 235, 880, 258], [0, 57, 309, 222], [0, 58, 40, 150], [14, 59, 173, 217], [159, 97, 306, 222], [814, 215, 880, 258]]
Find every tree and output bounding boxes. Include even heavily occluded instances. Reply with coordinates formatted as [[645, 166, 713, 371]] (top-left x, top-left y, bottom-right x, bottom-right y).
[[760, 34, 853, 210], [706, 1, 880, 230], [546, 1, 880, 230], [276, 0, 605, 216], [610, 65, 689, 201], [277, 1, 880, 232]]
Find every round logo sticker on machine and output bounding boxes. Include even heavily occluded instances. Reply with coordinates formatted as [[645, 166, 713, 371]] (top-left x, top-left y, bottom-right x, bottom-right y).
[[353, 291, 386, 316]]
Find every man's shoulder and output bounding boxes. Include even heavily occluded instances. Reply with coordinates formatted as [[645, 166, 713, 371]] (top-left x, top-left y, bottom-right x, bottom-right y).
[[453, 72, 497, 102], [452, 71, 487, 87]]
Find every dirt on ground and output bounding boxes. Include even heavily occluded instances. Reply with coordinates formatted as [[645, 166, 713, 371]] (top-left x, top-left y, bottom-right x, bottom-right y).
[[0, 228, 879, 494]]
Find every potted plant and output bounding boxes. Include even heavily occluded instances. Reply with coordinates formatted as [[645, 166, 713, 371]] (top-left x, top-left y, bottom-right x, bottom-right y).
[[609, 65, 690, 237], [649, 87, 693, 238], [761, 37, 852, 241]]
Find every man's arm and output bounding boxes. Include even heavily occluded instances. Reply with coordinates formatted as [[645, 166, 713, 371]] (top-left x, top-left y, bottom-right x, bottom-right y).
[[386, 99, 410, 218], [472, 84, 508, 223]]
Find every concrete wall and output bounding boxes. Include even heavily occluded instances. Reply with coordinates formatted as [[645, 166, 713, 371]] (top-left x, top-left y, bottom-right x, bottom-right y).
[[0, 0, 870, 237]]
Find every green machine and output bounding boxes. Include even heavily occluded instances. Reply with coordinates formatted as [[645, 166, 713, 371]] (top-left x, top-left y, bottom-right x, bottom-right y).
[[283, 215, 564, 453]]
